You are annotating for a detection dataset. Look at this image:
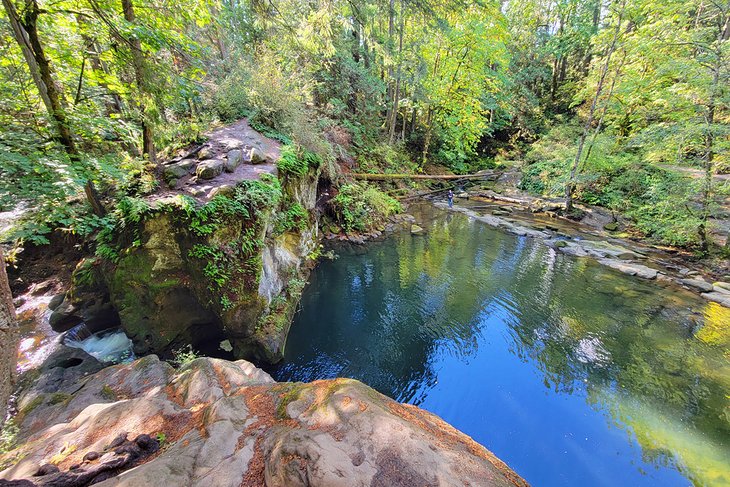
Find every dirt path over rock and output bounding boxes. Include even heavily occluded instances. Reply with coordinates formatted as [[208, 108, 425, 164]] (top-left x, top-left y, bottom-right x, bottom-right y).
[[152, 119, 281, 204]]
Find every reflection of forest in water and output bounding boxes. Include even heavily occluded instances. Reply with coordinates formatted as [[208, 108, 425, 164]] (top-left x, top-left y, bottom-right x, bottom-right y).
[[272, 203, 730, 486]]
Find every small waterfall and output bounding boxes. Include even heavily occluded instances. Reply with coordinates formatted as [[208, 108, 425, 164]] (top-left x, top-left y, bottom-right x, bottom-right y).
[[64, 324, 135, 364]]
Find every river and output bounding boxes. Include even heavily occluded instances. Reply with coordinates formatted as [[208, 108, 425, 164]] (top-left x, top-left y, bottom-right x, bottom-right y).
[[268, 202, 730, 487]]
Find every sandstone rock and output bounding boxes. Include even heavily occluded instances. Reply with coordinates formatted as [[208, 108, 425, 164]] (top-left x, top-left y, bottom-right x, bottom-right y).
[[208, 184, 234, 199], [712, 281, 730, 293], [196, 159, 225, 179], [597, 259, 658, 280], [48, 260, 119, 334], [197, 145, 213, 160], [225, 150, 242, 172], [249, 147, 265, 164], [0, 357, 526, 487], [701, 291, 730, 308], [410, 224, 425, 235], [679, 278, 714, 293], [558, 243, 589, 257], [163, 160, 196, 183]]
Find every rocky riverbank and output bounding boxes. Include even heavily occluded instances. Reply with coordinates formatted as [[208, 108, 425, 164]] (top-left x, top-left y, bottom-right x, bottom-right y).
[[436, 198, 730, 308], [0, 347, 527, 487]]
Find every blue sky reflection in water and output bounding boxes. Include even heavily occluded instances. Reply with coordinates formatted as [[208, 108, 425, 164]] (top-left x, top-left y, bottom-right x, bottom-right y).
[[268, 203, 730, 487]]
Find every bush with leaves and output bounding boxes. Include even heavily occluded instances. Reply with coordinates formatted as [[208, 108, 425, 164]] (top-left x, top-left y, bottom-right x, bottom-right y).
[[331, 183, 401, 233], [520, 123, 711, 248]]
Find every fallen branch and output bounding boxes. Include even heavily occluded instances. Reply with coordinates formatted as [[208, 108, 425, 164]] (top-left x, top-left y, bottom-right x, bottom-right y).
[[164, 144, 205, 165], [352, 172, 495, 181]]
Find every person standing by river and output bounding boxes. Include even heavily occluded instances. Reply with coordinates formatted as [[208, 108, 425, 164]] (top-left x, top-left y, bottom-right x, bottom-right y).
[[448, 189, 454, 208]]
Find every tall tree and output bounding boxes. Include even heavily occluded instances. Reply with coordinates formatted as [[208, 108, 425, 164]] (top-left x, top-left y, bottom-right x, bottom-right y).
[[1, 0, 106, 216], [0, 248, 18, 423], [565, 0, 625, 213], [121, 0, 156, 162]]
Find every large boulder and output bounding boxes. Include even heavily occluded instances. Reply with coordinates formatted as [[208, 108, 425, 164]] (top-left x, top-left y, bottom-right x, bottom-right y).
[[0, 356, 527, 487], [248, 147, 266, 164], [225, 150, 242, 172], [196, 159, 225, 180], [162, 159, 196, 184]]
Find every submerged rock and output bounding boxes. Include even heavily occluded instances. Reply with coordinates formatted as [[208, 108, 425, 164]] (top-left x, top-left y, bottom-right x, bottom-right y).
[[0, 356, 527, 487], [597, 259, 659, 280], [679, 278, 714, 293], [701, 291, 730, 308]]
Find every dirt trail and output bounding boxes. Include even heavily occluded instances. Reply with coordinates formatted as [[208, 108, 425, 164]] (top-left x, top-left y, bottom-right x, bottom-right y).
[[151, 119, 281, 204]]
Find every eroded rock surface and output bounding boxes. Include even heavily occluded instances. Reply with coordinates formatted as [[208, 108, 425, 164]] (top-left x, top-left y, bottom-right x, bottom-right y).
[[0, 353, 527, 487]]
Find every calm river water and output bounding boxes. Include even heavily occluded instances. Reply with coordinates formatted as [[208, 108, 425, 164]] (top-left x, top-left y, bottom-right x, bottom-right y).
[[268, 203, 730, 487]]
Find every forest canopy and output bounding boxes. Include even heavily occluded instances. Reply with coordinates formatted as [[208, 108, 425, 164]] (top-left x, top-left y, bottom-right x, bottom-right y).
[[0, 0, 728, 251]]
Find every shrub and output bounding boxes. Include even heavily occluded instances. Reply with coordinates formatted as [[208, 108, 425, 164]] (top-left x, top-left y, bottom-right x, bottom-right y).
[[331, 183, 401, 233], [170, 345, 200, 367], [277, 145, 322, 177], [275, 203, 308, 234]]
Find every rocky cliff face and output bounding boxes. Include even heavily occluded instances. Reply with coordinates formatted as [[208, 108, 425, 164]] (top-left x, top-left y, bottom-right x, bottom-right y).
[[50, 161, 320, 365], [124, 171, 318, 364], [0, 349, 527, 487]]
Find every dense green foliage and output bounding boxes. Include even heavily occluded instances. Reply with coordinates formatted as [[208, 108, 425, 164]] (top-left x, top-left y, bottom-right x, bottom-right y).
[[277, 145, 322, 178], [331, 183, 401, 233], [519, 124, 713, 246], [0, 0, 726, 252]]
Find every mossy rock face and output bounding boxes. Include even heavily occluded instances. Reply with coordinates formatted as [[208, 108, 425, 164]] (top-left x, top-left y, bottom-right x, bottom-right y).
[[100, 173, 321, 363], [108, 236, 219, 355], [49, 258, 119, 333]]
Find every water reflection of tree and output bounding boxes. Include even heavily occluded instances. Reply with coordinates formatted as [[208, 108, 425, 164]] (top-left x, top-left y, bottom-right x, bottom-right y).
[[395, 207, 730, 484], [278, 205, 729, 485]]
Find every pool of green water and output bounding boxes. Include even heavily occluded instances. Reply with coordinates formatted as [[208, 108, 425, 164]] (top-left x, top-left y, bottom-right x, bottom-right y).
[[268, 203, 730, 486]]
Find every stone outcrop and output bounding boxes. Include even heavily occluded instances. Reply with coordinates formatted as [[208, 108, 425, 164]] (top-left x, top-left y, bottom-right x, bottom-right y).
[[0, 352, 527, 487], [52, 120, 322, 363], [196, 159, 225, 179], [105, 172, 319, 363], [47, 260, 120, 334]]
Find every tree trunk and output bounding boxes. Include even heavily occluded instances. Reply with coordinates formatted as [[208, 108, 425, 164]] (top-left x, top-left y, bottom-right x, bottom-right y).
[[565, 1, 624, 213], [698, 12, 728, 252], [388, 0, 405, 144], [581, 50, 627, 169], [422, 108, 433, 166], [385, 0, 395, 131], [121, 0, 156, 163], [78, 15, 123, 116], [0, 248, 18, 424], [2, 0, 106, 216], [3, 0, 76, 156]]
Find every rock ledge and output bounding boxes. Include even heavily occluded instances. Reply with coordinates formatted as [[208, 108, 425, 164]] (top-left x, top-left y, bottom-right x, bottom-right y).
[[0, 351, 527, 487]]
